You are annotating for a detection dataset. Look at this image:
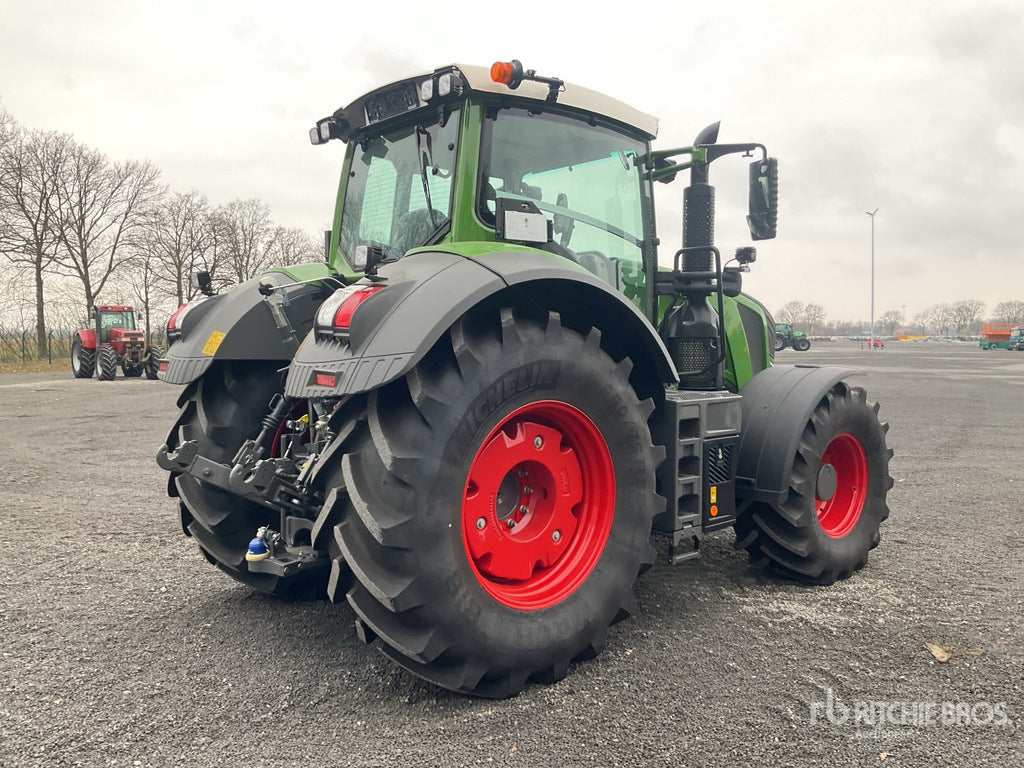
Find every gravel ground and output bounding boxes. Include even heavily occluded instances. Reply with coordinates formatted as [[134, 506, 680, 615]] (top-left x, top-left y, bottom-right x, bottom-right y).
[[1, 341, 1021, 767]]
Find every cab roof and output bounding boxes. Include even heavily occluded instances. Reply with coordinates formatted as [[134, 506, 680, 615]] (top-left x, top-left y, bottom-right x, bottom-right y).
[[313, 62, 659, 144], [453, 63, 659, 140]]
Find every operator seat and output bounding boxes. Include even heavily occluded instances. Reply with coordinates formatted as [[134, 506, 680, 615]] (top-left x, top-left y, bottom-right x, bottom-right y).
[[392, 208, 445, 257]]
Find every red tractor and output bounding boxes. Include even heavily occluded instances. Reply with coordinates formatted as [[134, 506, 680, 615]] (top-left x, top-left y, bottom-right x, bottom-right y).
[[71, 304, 163, 381]]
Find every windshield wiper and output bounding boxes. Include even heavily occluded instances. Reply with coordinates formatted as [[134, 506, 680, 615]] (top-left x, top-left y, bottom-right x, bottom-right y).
[[414, 126, 434, 216]]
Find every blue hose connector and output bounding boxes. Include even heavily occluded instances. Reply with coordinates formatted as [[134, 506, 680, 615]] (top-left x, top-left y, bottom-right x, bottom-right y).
[[246, 536, 270, 562]]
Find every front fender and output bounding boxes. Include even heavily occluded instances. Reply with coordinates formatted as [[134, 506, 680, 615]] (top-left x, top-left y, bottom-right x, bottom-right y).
[[76, 329, 97, 349], [285, 247, 677, 399], [735, 364, 855, 505], [160, 271, 332, 385]]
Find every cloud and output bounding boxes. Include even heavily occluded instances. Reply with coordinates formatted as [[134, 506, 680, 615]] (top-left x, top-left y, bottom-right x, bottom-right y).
[[2, 0, 1021, 321]]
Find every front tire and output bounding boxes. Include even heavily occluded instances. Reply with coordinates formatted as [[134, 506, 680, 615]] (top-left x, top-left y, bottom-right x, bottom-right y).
[[71, 336, 95, 378], [324, 307, 662, 697], [734, 381, 892, 584], [794, 337, 811, 352], [97, 345, 118, 381], [144, 346, 163, 379]]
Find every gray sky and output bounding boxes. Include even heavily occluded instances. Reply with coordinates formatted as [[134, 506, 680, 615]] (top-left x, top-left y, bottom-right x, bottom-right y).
[[2, 0, 1020, 323]]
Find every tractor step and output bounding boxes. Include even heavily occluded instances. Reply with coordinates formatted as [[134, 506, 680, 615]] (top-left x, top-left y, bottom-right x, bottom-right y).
[[651, 387, 742, 556]]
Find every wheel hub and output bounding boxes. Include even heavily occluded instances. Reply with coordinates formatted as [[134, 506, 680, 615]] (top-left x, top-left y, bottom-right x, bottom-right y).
[[815, 432, 868, 538], [465, 421, 581, 581], [816, 463, 838, 501], [461, 400, 614, 609]]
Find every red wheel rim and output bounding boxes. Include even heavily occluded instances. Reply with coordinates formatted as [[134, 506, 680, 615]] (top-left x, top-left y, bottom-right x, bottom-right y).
[[461, 400, 614, 610], [816, 432, 868, 538]]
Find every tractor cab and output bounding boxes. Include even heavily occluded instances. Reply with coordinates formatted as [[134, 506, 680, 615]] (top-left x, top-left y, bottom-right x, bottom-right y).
[[309, 61, 778, 391], [313, 63, 660, 295], [93, 305, 139, 343]]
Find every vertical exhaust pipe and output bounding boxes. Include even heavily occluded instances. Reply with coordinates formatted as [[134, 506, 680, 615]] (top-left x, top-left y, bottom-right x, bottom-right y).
[[662, 123, 723, 390]]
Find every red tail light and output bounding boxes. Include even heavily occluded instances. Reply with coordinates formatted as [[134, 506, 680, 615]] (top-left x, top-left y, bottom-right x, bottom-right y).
[[331, 285, 386, 329], [313, 371, 337, 388], [167, 303, 186, 330]]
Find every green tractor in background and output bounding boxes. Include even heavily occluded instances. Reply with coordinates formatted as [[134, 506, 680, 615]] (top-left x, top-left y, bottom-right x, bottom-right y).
[[774, 321, 811, 351], [156, 60, 893, 698]]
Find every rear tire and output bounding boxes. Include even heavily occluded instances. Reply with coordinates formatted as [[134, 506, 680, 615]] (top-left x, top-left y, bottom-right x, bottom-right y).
[[97, 345, 118, 381], [774, 334, 785, 352], [171, 360, 321, 597], [323, 307, 661, 697], [734, 382, 892, 584], [145, 346, 163, 379], [71, 336, 95, 378]]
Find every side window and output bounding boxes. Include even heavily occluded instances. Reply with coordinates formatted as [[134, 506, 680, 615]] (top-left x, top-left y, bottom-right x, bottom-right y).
[[480, 109, 648, 298]]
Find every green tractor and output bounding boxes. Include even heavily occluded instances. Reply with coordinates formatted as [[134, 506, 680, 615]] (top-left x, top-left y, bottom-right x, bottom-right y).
[[156, 61, 893, 698], [774, 321, 811, 351]]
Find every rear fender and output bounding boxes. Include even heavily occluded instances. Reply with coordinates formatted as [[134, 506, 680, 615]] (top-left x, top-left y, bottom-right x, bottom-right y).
[[160, 273, 331, 385], [735, 364, 855, 505], [285, 248, 677, 399]]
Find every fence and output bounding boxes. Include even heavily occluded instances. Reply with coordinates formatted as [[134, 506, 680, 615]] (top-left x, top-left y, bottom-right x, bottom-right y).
[[0, 328, 168, 364]]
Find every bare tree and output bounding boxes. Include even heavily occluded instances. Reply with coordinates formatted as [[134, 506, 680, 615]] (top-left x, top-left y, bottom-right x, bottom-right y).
[[0, 263, 29, 326], [52, 145, 162, 314], [919, 302, 955, 336], [803, 303, 826, 334], [146, 190, 217, 305], [951, 299, 985, 334], [776, 301, 805, 325], [269, 226, 321, 267], [0, 127, 72, 357], [992, 300, 1024, 323], [0, 99, 14, 150], [878, 309, 903, 335], [213, 199, 277, 283], [119, 249, 164, 345]]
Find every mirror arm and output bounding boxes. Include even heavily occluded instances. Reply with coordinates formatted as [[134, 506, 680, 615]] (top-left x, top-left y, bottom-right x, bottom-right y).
[[701, 142, 767, 164]]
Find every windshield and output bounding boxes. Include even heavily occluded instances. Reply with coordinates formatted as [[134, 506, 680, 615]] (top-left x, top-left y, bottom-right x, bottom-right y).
[[99, 311, 135, 330], [479, 107, 648, 298], [339, 108, 460, 269]]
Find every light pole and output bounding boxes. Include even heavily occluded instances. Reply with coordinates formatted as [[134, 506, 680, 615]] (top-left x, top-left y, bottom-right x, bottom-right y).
[[866, 208, 878, 349]]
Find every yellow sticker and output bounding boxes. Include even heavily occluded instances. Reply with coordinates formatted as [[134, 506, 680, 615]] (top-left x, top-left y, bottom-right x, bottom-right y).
[[710, 485, 718, 504], [201, 331, 226, 356]]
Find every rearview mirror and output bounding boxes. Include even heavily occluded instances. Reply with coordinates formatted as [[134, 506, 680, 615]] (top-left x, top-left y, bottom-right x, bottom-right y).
[[747, 157, 778, 241], [191, 270, 215, 296]]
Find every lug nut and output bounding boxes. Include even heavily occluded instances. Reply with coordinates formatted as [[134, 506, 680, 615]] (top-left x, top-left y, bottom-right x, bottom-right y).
[[518, 468, 528, 477], [506, 519, 516, 529], [524, 486, 534, 495], [476, 517, 486, 530], [552, 530, 561, 542], [519, 505, 529, 514], [534, 436, 543, 449]]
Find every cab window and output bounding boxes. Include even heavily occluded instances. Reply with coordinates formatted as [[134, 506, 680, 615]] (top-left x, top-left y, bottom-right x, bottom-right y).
[[479, 107, 647, 298], [339, 108, 459, 269]]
